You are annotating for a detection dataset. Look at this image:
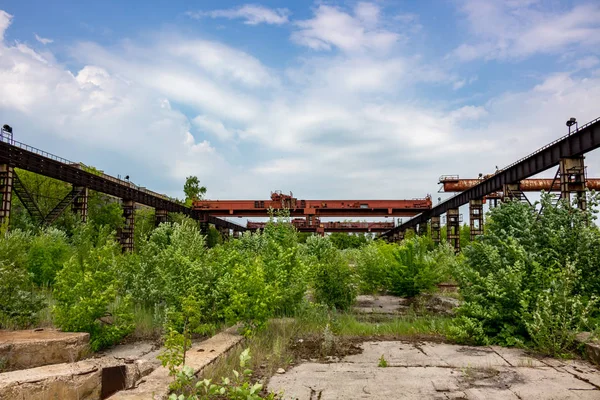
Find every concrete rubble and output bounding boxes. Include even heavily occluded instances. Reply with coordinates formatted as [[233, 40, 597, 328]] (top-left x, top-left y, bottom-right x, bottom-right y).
[[269, 341, 600, 399], [0, 328, 243, 400], [0, 328, 90, 370], [109, 327, 244, 400]]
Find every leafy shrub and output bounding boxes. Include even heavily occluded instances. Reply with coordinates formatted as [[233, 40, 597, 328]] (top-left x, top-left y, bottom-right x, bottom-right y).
[[304, 235, 357, 310], [525, 264, 597, 356], [53, 225, 133, 351], [169, 349, 279, 400], [355, 237, 453, 297], [451, 194, 600, 353], [0, 261, 45, 328], [27, 228, 71, 286]]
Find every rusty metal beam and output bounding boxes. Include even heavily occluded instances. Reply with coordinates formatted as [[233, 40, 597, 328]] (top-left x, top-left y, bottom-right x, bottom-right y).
[[383, 116, 600, 237], [0, 138, 245, 232], [440, 177, 600, 192]]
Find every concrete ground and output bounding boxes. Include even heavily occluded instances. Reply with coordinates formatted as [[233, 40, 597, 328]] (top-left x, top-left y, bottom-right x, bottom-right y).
[[268, 341, 600, 399]]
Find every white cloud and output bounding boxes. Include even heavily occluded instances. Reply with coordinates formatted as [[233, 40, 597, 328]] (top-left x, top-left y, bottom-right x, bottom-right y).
[[192, 115, 234, 141], [0, 10, 11, 41], [452, 1, 600, 61], [2, 3, 600, 205], [574, 56, 600, 71], [34, 33, 53, 45], [291, 4, 400, 53], [167, 39, 276, 87], [187, 4, 289, 25]]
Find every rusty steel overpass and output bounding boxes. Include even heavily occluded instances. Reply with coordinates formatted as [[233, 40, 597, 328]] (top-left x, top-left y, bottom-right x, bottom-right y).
[[0, 134, 246, 251], [380, 116, 600, 252]]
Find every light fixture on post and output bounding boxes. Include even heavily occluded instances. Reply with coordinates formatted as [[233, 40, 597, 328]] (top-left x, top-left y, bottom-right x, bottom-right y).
[[1, 124, 13, 144], [566, 117, 578, 134]]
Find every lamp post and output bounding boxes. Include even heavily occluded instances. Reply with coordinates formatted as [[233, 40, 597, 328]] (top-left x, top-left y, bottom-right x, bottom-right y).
[[1, 124, 13, 144], [566, 117, 578, 135]]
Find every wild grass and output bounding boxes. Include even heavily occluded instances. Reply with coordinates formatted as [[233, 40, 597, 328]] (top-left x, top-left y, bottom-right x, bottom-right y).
[[331, 313, 452, 337], [129, 304, 166, 340]]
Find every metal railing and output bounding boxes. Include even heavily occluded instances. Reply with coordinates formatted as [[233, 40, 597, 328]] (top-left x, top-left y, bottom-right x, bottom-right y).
[[1, 136, 182, 205], [384, 116, 600, 234]]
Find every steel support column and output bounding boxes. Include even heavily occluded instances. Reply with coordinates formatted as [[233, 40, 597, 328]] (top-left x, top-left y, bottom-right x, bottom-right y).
[[155, 209, 168, 226], [469, 199, 483, 241], [0, 164, 13, 227], [120, 200, 135, 252], [72, 186, 88, 223], [417, 222, 427, 236], [431, 216, 441, 244], [446, 208, 460, 253], [559, 157, 587, 210], [217, 225, 230, 241]]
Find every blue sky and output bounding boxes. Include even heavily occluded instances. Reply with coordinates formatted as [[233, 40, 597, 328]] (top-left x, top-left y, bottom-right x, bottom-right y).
[[1, 0, 600, 217]]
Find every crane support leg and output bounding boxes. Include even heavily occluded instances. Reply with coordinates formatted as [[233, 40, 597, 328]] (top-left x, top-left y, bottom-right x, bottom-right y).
[[469, 199, 483, 241], [218, 226, 230, 241], [121, 200, 135, 252], [559, 156, 587, 210], [447, 208, 460, 253], [418, 222, 427, 236], [72, 186, 88, 223], [155, 209, 168, 226], [431, 216, 441, 244], [0, 164, 13, 228]]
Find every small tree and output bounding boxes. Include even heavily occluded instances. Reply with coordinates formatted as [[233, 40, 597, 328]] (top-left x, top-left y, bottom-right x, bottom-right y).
[[183, 176, 207, 206]]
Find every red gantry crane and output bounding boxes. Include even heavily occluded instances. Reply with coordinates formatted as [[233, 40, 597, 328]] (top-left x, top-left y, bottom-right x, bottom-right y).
[[193, 191, 432, 218]]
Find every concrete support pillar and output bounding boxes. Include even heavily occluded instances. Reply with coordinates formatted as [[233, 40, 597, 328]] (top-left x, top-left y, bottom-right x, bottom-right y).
[[469, 199, 484, 241], [197, 212, 209, 235], [0, 164, 13, 228], [155, 209, 168, 227], [559, 156, 586, 210], [392, 231, 404, 244], [446, 208, 460, 253], [417, 222, 427, 236], [120, 200, 135, 252], [72, 186, 88, 223], [431, 216, 441, 245], [217, 226, 230, 241]]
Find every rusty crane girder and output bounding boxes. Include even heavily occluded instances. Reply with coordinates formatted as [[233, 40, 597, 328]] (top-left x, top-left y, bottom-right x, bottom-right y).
[[438, 176, 600, 192]]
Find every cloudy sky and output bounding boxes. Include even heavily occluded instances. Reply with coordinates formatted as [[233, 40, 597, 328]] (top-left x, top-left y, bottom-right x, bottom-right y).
[[1, 0, 600, 215]]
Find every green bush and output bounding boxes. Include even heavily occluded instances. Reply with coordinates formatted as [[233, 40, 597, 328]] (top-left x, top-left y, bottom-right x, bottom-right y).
[[27, 228, 71, 286], [0, 261, 45, 328], [303, 235, 357, 310], [355, 237, 453, 297], [53, 225, 133, 351], [450, 194, 600, 353]]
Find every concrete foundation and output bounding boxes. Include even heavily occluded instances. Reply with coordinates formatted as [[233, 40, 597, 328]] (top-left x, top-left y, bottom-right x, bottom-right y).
[[0, 355, 153, 400], [109, 327, 244, 400], [0, 329, 89, 371], [269, 341, 600, 400]]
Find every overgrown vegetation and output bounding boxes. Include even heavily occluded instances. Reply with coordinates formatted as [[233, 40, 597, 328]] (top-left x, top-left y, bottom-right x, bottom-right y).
[[2, 168, 599, 365], [450, 193, 600, 356]]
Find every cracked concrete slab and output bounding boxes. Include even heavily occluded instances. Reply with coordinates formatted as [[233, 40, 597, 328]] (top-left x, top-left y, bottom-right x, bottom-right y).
[[353, 295, 410, 314], [268, 341, 600, 399]]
